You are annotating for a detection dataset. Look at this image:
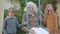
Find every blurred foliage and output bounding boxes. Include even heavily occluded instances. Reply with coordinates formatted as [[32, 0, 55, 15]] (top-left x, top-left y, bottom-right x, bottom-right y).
[[41, 0, 57, 11], [4, 0, 57, 34]]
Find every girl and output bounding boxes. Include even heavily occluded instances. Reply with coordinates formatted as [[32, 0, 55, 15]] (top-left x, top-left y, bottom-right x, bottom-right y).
[[43, 4, 59, 34]]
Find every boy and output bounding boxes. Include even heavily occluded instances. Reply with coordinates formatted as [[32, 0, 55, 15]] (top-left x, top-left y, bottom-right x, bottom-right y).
[[3, 8, 26, 34]]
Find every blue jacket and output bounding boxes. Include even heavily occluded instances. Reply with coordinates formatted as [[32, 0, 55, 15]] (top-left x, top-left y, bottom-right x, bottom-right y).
[[4, 16, 24, 33]]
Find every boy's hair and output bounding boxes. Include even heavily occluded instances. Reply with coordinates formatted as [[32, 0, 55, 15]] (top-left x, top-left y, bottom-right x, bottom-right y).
[[8, 8, 15, 13]]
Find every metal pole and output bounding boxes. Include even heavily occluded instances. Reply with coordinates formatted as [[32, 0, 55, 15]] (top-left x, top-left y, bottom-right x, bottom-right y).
[[38, 0, 42, 27], [26, 0, 29, 29]]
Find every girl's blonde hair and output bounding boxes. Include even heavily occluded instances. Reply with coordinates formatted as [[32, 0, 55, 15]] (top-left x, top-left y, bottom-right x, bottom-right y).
[[45, 4, 54, 14], [24, 2, 38, 13]]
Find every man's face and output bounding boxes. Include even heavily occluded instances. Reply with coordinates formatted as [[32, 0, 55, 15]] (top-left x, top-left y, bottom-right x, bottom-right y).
[[28, 5, 33, 13], [28, 6, 33, 12], [8, 9, 14, 16]]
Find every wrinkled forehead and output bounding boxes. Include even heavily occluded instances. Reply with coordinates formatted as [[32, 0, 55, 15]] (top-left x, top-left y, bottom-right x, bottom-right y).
[[27, 3, 34, 7]]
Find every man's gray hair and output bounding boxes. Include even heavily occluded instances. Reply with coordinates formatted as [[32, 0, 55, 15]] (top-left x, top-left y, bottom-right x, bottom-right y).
[[24, 2, 38, 13]]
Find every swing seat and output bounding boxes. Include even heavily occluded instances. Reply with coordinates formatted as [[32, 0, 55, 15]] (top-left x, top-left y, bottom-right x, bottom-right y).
[[29, 27, 49, 34]]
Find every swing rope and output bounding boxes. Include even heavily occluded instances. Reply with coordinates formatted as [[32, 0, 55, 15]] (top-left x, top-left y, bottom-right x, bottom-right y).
[[38, 0, 42, 27], [26, 0, 29, 29]]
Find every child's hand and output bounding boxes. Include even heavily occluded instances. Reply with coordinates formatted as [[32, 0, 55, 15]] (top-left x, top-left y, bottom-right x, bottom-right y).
[[22, 21, 26, 25]]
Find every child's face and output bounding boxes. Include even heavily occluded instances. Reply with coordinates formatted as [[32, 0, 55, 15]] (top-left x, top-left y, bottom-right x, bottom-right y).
[[8, 9, 14, 16], [47, 5, 52, 11], [47, 5, 53, 14]]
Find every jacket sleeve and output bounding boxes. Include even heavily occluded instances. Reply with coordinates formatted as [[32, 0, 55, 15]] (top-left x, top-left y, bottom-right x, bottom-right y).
[[4, 18, 7, 30], [3, 18, 7, 34], [16, 18, 24, 28], [21, 14, 29, 32]]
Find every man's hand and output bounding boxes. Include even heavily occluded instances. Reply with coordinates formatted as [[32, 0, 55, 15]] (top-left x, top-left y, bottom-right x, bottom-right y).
[[28, 30, 35, 34]]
